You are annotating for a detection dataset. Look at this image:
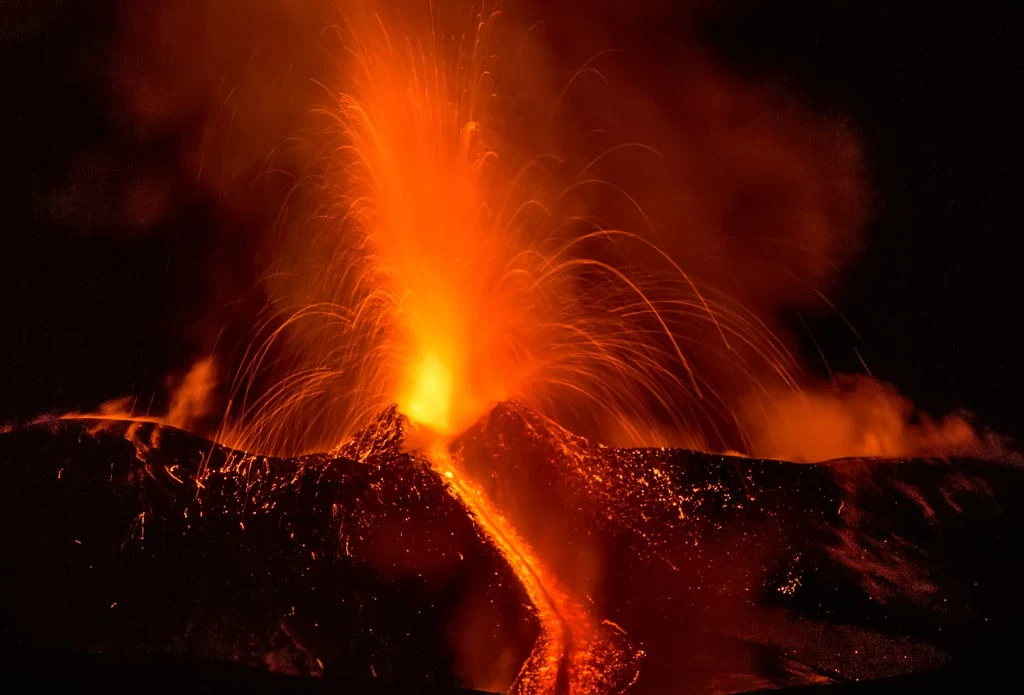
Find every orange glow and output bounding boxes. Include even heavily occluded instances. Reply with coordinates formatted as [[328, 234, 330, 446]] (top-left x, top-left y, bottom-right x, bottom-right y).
[[400, 352, 455, 434], [59, 357, 223, 449], [327, 2, 550, 442], [744, 375, 981, 462]]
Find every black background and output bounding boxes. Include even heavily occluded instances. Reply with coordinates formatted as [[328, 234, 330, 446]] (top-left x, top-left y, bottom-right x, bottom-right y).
[[1, 1, 1021, 442]]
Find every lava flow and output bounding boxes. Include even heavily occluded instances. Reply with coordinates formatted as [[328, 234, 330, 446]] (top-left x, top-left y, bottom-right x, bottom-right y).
[[427, 441, 640, 694]]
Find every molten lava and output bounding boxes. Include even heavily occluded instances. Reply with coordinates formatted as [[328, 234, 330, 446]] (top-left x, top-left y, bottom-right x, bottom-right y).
[[431, 444, 592, 692]]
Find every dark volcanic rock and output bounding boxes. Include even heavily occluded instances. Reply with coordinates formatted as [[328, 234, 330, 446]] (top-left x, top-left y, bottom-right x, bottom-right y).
[[2, 404, 1023, 694], [0, 415, 533, 692], [452, 402, 1024, 693]]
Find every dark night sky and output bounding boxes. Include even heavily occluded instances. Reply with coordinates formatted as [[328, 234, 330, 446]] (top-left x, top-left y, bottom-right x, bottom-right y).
[[708, 1, 1023, 441], [1, 2, 1022, 441]]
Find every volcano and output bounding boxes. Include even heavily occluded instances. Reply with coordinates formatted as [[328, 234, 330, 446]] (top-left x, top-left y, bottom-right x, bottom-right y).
[[1, 403, 1022, 693]]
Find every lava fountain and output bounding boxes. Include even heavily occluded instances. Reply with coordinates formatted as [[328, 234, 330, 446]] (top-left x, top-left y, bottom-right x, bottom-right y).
[[218, 0, 813, 460]]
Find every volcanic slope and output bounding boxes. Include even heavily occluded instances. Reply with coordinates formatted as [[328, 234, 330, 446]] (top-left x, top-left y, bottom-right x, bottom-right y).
[[2, 403, 1023, 693]]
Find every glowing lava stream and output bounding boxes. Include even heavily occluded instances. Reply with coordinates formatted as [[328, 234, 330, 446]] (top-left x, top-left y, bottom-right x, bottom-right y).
[[426, 441, 599, 694]]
